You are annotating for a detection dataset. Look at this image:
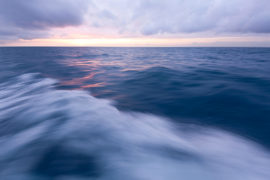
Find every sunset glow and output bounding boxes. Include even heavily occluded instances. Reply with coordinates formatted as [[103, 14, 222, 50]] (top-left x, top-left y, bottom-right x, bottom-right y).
[[3, 36, 270, 47]]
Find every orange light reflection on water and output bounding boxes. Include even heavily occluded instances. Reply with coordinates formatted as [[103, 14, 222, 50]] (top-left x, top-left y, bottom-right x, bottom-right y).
[[60, 72, 106, 89], [81, 83, 105, 89]]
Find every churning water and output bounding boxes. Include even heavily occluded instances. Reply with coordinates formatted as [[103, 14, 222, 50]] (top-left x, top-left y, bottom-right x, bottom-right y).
[[0, 47, 270, 179]]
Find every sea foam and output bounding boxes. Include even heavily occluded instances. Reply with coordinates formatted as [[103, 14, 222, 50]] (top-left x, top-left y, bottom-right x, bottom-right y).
[[0, 74, 269, 180]]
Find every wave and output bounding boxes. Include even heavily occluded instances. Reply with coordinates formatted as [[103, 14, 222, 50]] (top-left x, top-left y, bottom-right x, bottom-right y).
[[0, 74, 270, 179]]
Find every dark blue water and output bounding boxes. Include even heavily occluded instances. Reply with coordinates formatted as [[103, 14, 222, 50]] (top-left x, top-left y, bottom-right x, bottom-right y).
[[0, 47, 270, 179]]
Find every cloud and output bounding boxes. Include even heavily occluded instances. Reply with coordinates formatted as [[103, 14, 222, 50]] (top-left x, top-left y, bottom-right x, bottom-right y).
[[89, 0, 270, 35], [0, 0, 269, 42], [0, 0, 89, 40], [0, 0, 88, 29]]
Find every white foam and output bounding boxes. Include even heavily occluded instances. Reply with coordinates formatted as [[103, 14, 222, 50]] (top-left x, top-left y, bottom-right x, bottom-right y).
[[0, 74, 270, 180]]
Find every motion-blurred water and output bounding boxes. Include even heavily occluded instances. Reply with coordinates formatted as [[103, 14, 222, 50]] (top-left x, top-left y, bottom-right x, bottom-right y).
[[0, 47, 270, 179]]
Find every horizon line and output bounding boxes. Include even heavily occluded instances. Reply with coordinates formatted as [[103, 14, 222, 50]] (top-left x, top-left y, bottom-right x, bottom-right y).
[[1, 46, 270, 48]]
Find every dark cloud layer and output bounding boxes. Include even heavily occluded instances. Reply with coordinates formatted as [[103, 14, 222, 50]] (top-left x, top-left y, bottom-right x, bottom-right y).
[[0, 0, 88, 40], [0, 0, 87, 29]]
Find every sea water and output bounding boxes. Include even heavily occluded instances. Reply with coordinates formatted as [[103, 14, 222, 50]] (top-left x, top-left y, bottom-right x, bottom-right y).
[[0, 47, 270, 179]]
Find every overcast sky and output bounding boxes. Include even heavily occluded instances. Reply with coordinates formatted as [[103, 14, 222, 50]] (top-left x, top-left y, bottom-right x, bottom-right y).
[[0, 0, 269, 46]]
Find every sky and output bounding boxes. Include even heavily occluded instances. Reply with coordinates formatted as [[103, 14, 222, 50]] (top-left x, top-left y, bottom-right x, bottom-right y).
[[0, 0, 270, 47]]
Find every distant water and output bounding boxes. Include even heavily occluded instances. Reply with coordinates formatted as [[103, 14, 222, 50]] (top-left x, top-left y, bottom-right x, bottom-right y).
[[0, 47, 270, 179]]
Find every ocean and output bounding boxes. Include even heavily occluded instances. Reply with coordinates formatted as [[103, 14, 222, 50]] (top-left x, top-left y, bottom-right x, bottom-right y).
[[0, 47, 270, 179]]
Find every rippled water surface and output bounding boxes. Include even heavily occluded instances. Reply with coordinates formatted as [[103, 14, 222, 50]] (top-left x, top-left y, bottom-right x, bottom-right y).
[[0, 47, 270, 179]]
